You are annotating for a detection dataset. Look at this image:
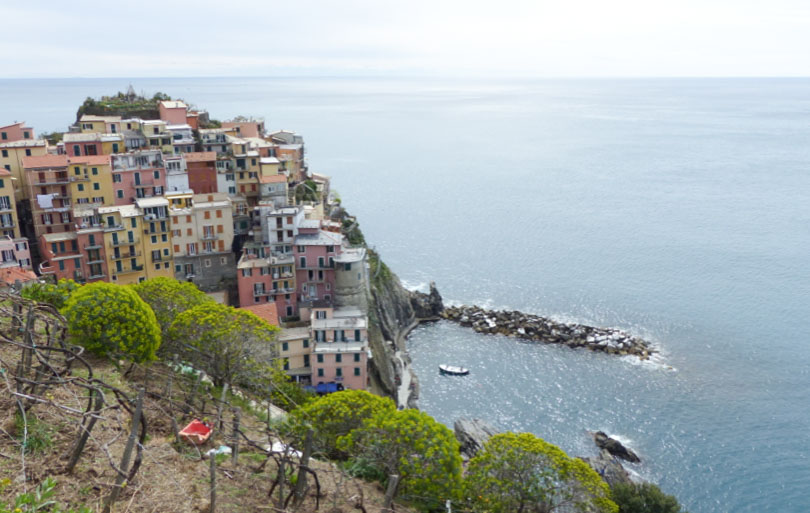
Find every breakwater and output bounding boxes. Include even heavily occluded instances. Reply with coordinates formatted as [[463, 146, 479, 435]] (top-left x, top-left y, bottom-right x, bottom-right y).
[[440, 305, 654, 359]]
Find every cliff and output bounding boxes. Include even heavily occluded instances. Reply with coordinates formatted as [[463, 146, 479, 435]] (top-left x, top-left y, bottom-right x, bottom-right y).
[[365, 249, 442, 407]]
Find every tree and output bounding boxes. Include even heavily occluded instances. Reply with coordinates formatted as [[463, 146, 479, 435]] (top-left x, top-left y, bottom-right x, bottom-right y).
[[611, 483, 686, 513], [131, 277, 213, 348], [62, 282, 160, 363], [20, 279, 79, 309], [337, 408, 463, 510], [167, 303, 279, 387], [463, 432, 617, 513], [287, 390, 395, 459]]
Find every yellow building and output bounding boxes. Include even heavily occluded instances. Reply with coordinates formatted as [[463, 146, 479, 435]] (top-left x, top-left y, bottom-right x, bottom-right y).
[[98, 204, 146, 285], [0, 139, 49, 200], [68, 156, 114, 208], [135, 197, 174, 280], [78, 115, 122, 134], [0, 168, 22, 240]]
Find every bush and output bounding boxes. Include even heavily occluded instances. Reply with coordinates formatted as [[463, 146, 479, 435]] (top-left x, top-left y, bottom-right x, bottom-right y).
[[62, 282, 160, 362], [287, 390, 395, 459], [337, 408, 462, 510], [611, 482, 686, 513], [463, 432, 617, 513], [0, 477, 91, 513], [20, 279, 79, 309], [167, 303, 279, 386], [131, 277, 213, 347]]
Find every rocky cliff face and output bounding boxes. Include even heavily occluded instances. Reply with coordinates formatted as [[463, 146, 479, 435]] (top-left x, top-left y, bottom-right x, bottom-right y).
[[365, 255, 443, 405]]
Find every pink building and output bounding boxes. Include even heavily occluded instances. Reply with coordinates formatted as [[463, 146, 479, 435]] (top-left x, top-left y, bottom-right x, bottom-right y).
[[1, 236, 32, 270], [237, 252, 298, 318], [0, 122, 35, 143], [294, 221, 342, 306], [309, 305, 368, 390], [158, 101, 189, 125], [222, 120, 264, 138], [111, 150, 166, 205]]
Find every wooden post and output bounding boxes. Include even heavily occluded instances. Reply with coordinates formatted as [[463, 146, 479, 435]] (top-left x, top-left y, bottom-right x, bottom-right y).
[[216, 383, 229, 431], [293, 430, 313, 506], [65, 388, 103, 474], [103, 388, 144, 513], [277, 458, 285, 509], [382, 475, 400, 512], [230, 407, 240, 466], [209, 451, 217, 513]]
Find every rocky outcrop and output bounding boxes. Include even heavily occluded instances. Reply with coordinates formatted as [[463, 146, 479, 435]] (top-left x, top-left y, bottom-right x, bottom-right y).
[[454, 418, 499, 460], [441, 305, 653, 359], [580, 449, 633, 486], [593, 431, 641, 463], [410, 282, 444, 319]]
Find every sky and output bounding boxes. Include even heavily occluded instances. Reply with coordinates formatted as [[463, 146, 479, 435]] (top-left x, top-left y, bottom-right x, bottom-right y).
[[4, 0, 810, 78]]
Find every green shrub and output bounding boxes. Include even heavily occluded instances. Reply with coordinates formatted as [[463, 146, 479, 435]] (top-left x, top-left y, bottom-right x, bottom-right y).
[[0, 476, 92, 513], [337, 408, 463, 510], [463, 432, 617, 513], [20, 279, 79, 309], [62, 282, 160, 362], [287, 390, 395, 459], [611, 482, 686, 513]]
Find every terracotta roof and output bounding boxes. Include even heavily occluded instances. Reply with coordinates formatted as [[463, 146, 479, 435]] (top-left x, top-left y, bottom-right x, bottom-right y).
[[183, 152, 216, 162], [0, 168, 10, 177], [70, 155, 111, 166], [240, 303, 280, 327], [260, 174, 287, 184], [22, 154, 68, 169], [0, 122, 30, 130], [0, 267, 38, 286]]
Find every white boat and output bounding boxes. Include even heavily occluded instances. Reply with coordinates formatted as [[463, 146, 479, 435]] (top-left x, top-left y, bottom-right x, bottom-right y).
[[439, 364, 469, 376]]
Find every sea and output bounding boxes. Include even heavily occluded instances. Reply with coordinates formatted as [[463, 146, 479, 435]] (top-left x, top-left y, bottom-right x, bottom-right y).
[[1, 76, 809, 512]]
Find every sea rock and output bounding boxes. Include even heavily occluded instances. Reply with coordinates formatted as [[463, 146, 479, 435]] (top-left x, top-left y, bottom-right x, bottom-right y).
[[454, 418, 499, 460], [410, 281, 444, 318], [593, 431, 641, 463], [580, 449, 633, 486]]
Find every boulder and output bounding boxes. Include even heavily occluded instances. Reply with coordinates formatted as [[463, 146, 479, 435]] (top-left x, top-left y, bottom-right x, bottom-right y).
[[593, 431, 640, 463], [454, 418, 499, 460], [409, 281, 444, 318], [580, 449, 633, 487]]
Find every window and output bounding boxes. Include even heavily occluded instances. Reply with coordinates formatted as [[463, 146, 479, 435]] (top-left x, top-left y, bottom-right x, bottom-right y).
[[93, 183, 99, 190], [317, 368, 324, 377], [299, 257, 306, 268], [1, 150, 7, 157], [241, 268, 252, 277], [113, 174, 121, 183], [303, 339, 309, 348], [130, 218, 137, 228], [58, 260, 65, 271], [23, 131, 30, 139], [204, 259, 211, 267], [355, 330, 361, 341], [316, 354, 323, 363], [25, 149, 31, 156], [77, 184, 84, 191], [153, 170, 160, 179], [335, 354, 342, 363], [316, 310, 326, 319], [354, 352, 361, 362], [151, 235, 157, 244], [216, 210, 222, 218], [112, 143, 119, 153], [0, 132, 5, 140], [117, 190, 124, 198], [92, 167, 98, 175], [354, 367, 361, 376], [282, 342, 288, 351], [336, 368, 342, 377]]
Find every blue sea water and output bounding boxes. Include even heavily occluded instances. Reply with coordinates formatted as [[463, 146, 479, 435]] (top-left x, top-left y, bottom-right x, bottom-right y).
[[2, 76, 809, 512]]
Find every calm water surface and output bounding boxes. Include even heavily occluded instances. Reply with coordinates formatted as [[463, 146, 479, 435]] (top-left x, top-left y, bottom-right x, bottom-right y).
[[2, 76, 808, 512]]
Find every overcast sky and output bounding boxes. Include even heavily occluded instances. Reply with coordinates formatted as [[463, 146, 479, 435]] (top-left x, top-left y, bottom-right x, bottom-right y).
[[4, 0, 810, 78]]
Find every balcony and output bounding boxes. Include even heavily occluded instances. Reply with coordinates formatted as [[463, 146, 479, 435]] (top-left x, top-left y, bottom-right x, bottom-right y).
[[271, 287, 295, 295], [109, 238, 138, 248], [36, 176, 70, 185], [151, 255, 165, 263], [83, 242, 102, 250], [69, 175, 89, 182], [111, 250, 141, 260], [0, 221, 15, 229], [0, 203, 13, 213], [88, 273, 105, 280], [104, 223, 124, 232], [117, 265, 144, 275], [133, 179, 155, 188], [201, 233, 218, 240]]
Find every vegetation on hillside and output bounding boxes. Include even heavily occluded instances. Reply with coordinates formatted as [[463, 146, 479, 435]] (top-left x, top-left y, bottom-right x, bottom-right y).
[[74, 89, 172, 121], [611, 482, 688, 513]]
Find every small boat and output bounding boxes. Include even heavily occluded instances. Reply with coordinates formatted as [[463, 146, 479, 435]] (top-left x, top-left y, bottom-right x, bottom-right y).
[[439, 364, 470, 376], [179, 419, 212, 445]]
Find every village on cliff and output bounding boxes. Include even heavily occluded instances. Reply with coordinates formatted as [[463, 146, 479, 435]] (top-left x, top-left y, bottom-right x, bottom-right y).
[[0, 96, 372, 392]]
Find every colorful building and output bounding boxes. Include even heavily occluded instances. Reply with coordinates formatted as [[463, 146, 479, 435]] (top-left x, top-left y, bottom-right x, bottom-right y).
[[110, 150, 166, 204], [0, 138, 49, 201], [0, 122, 35, 143], [309, 305, 368, 390]]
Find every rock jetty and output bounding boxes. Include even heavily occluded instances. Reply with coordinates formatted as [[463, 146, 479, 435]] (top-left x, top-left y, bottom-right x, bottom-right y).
[[441, 305, 653, 359]]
